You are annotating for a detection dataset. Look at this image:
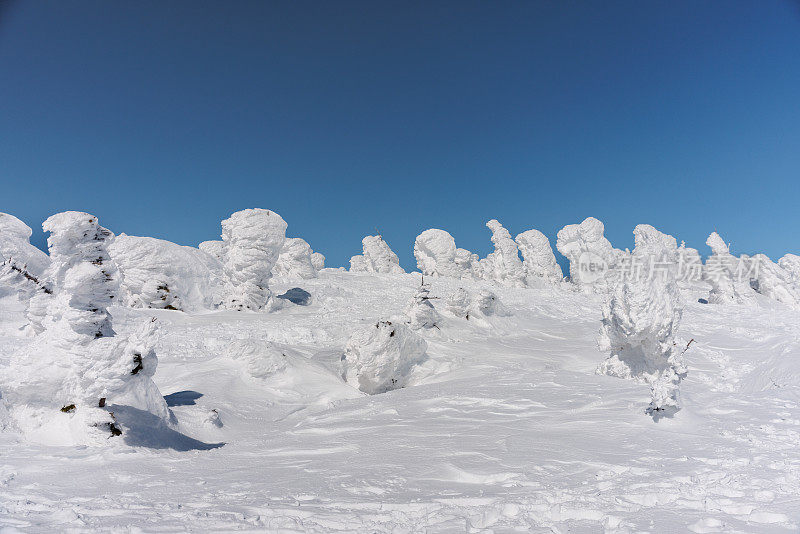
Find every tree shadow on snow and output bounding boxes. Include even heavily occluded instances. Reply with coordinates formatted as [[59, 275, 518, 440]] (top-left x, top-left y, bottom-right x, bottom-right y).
[[110, 405, 224, 451], [276, 287, 312, 306], [163, 390, 203, 407]]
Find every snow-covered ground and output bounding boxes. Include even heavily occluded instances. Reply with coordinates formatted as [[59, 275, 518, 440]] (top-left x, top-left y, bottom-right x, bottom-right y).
[[1, 269, 799, 533]]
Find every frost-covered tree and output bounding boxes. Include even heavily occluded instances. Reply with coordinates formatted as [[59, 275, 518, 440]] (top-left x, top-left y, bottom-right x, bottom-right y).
[[220, 208, 287, 311], [349, 235, 405, 274], [198, 240, 226, 262], [272, 237, 318, 279], [414, 229, 463, 278], [515, 229, 562, 285], [0, 213, 51, 300], [341, 320, 427, 394], [110, 235, 225, 312], [556, 217, 623, 292], [1, 212, 169, 444], [778, 254, 800, 286], [597, 273, 686, 418], [455, 248, 483, 280], [310, 251, 325, 271], [703, 232, 751, 304], [446, 287, 472, 319], [748, 254, 800, 309], [481, 219, 526, 287], [404, 284, 441, 330], [26, 212, 118, 338]]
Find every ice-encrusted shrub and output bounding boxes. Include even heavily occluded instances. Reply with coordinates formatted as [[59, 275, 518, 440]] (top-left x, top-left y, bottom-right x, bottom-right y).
[[341, 321, 427, 394], [702, 232, 751, 304], [481, 219, 526, 287], [273, 238, 318, 280], [597, 274, 686, 417], [404, 284, 441, 330], [220, 208, 287, 311], [349, 235, 405, 274], [414, 229, 462, 278], [515, 229, 562, 285], [556, 217, 622, 292]]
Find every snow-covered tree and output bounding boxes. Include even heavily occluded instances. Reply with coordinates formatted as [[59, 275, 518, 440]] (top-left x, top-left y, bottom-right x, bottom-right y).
[[110, 235, 225, 312], [454, 248, 483, 280], [703, 232, 751, 304], [597, 273, 686, 418], [272, 237, 318, 279], [26, 212, 118, 338], [1, 212, 169, 444], [0, 213, 51, 300], [310, 251, 325, 271], [404, 284, 441, 330], [748, 254, 800, 309], [778, 254, 800, 289], [481, 219, 526, 287], [220, 208, 287, 311], [515, 229, 563, 285], [341, 320, 427, 394], [413, 229, 463, 278], [349, 235, 405, 274], [446, 287, 472, 319], [198, 240, 226, 262], [556, 217, 622, 292]]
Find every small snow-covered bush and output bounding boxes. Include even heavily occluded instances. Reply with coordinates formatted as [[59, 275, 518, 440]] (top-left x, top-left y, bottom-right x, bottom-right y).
[[414, 229, 462, 278], [220, 208, 287, 311], [597, 274, 686, 417], [481, 219, 526, 287], [341, 321, 427, 394], [349, 235, 405, 274], [272, 238, 318, 280], [225, 339, 289, 379], [110, 235, 224, 312], [404, 285, 441, 330], [557, 217, 622, 292], [515, 229, 562, 285], [446, 288, 472, 319], [702, 232, 751, 304]]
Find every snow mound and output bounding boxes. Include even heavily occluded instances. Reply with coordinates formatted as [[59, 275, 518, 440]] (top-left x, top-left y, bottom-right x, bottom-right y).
[[110, 235, 224, 312], [341, 320, 427, 394], [349, 235, 405, 274], [198, 240, 226, 262]]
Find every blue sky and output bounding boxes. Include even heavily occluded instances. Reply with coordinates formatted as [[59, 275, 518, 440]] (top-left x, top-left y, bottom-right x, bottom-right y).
[[1, 1, 798, 270]]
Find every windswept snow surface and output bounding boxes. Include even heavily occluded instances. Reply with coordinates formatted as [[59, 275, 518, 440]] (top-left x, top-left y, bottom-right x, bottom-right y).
[[1, 269, 800, 532]]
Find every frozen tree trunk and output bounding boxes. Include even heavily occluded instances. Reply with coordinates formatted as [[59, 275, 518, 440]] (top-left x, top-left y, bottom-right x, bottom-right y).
[[220, 208, 287, 311]]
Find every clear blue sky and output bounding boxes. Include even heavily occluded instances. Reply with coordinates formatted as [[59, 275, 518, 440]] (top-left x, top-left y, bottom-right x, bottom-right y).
[[1, 1, 798, 270]]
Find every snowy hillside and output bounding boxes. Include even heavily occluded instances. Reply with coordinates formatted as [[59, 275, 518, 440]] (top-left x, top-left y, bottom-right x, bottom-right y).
[[1, 211, 799, 532]]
